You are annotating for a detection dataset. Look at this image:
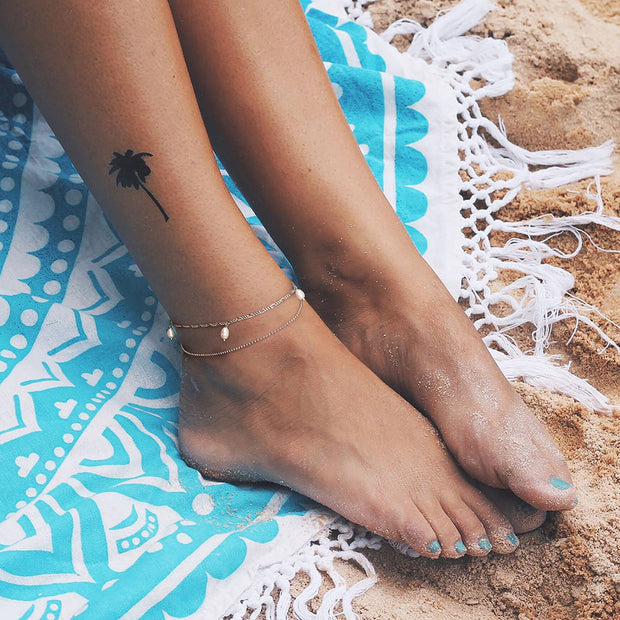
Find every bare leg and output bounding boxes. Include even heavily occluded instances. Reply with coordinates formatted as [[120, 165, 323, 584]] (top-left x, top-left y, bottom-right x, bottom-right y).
[[169, 0, 575, 514], [0, 0, 519, 558]]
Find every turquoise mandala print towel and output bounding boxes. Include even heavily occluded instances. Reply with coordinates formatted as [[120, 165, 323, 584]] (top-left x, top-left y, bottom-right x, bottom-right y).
[[0, 2, 465, 618]]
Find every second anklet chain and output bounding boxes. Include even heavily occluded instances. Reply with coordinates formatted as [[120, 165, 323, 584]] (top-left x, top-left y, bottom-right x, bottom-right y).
[[166, 282, 305, 356]]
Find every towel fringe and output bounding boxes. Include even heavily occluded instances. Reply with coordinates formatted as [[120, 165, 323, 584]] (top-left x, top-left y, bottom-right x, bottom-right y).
[[485, 334, 618, 414], [360, 0, 619, 412], [225, 520, 382, 620]]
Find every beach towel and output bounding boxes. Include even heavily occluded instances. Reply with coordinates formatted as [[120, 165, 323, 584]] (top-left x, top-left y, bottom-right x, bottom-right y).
[[0, 0, 617, 618]]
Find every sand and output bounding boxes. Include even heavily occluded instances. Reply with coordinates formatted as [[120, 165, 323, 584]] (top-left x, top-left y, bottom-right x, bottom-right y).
[[325, 1, 620, 618]]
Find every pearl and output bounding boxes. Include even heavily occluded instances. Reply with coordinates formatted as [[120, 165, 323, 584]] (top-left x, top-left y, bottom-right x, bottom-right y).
[[220, 326, 230, 341], [295, 288, 305, 300], [166, 326, 176, 340]]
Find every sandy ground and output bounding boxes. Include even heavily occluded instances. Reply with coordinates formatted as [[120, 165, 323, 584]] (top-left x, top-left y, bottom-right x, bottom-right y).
[[326, 0, 620, 618]]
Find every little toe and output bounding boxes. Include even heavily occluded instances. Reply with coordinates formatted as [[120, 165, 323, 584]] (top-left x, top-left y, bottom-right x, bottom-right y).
[[422, 501, 469, 559], [441, 499, 492, 556], [464, 489, 519, 554]]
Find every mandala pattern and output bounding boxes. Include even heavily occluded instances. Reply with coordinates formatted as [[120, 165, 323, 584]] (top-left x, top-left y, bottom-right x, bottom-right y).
[[0, 2, 462, 617]]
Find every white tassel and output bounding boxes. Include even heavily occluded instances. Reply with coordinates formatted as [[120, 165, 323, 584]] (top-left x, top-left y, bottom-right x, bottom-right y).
[[480, 117, 615, 188], [227, 520, 381, 620], [381, 0, 494, 45], [334, 0, 376, 26], [421, 0, 495, 41], [486, 334, 618, 414], [379, 0, 516, 96]]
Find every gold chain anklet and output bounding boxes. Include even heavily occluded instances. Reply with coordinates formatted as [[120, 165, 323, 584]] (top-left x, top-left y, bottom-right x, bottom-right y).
[[167, 284, 301, 342], [166, 284, 305, 357]]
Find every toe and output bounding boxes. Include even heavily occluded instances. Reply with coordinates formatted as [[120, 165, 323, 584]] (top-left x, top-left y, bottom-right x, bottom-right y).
[[503, 443, 576, 512], [464, 488, 519, 554], [480, 486, 547, 534], [421, 501, 468, 559], [400, 504, 444, 559], [514, 507, 547, 534], [441, 498, 492, 556]]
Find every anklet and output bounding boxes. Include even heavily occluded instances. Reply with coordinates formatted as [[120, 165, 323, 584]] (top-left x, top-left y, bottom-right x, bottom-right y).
[[166, 284, 305, 357], [167, 284, 301, 342]]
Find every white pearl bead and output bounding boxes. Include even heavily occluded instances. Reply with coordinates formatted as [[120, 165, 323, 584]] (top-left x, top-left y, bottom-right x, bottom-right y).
[[220, 326, 230, 341], [166, 326, 176, 340], [295, 288, 305, 300]]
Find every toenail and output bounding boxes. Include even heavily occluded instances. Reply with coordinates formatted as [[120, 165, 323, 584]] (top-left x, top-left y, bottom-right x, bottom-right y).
[[506, 532, 519, 546], [428, 540, 441, 553], [550, 477, 572, 490], [573, 497, 579, 505], [478, 537, 492, 551], [455, 540, 467, 554]]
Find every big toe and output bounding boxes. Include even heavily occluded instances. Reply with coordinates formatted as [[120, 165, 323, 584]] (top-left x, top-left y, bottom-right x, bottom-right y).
[[502, 444, 576, 511]]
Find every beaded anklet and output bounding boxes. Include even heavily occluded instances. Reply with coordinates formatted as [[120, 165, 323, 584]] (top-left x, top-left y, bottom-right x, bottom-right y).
[[166, 284, 305, 357]]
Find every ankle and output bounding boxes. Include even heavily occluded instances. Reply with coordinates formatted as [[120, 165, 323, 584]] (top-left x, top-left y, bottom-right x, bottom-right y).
[[295, 232, 384, 300], [177, 307, 324, 470], [281, 193, 416, 298], [172, 278, 303, 356], [297, 236, 434, 322], [179, 302, 321, 404]]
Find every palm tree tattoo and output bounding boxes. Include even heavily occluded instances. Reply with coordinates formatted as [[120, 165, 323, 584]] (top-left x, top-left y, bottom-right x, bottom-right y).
[[108, 150, 169, 222]]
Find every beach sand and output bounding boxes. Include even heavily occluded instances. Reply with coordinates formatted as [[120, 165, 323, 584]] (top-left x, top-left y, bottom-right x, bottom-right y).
[[315, 1, 620, 618]]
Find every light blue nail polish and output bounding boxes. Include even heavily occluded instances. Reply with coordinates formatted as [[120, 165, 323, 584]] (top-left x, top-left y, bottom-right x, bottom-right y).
[[478, 537, 492, 551], [573, 497, 579, 505], [428, 540, 441, 553], [550, 477, 573, 490], [455, 540, 467, 554], [507, 533, 519, 546]]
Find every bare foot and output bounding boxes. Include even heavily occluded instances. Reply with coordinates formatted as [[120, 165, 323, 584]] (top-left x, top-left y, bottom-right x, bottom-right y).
[[301, 246, 577, 513], [177, 301, 520, 558]]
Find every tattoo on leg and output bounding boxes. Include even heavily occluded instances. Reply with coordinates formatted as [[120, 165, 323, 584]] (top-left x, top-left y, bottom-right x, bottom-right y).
[[108, 149, 169, 222]]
